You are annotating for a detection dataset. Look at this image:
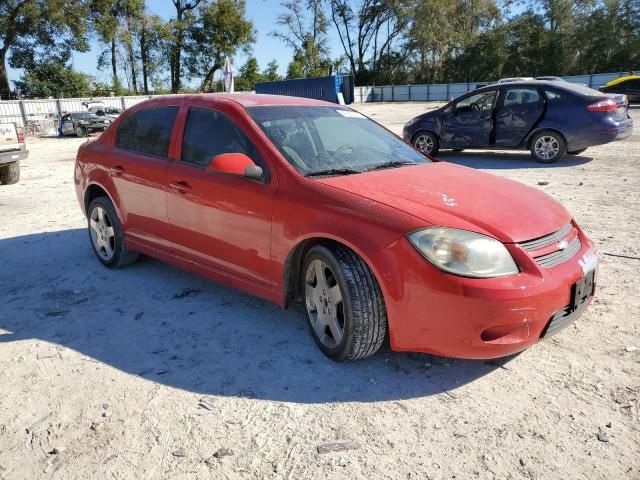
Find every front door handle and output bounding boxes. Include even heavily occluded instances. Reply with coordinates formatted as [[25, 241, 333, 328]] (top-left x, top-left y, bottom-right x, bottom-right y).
[[169, 180, 192, 193]]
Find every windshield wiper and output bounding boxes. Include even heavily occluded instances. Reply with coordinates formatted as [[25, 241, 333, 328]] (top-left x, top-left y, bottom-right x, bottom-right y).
[[363, 161, 416, 172], [305, 168, 361, 178]]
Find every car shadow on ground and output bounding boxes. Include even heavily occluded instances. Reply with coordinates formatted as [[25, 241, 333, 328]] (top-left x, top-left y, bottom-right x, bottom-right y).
[[436, 150, 593, 169], [0, 229, 515, 404]]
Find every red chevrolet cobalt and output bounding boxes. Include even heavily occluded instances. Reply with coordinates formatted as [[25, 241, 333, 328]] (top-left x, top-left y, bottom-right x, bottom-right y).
[[74, 94, 598, 361]]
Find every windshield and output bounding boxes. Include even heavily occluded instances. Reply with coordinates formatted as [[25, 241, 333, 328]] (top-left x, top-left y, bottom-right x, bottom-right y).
[[247, 106, 429, 176]]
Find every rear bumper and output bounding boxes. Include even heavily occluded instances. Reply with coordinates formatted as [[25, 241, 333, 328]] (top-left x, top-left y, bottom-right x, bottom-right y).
[[0, 149, 28, 166], [568, 118, 633, 150], [373, 225, 598, 359]]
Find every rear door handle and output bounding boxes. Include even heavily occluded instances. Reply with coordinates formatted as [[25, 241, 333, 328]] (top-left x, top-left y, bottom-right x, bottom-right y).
[[169, 180, 192, 193], [109, 164, 125, 175]]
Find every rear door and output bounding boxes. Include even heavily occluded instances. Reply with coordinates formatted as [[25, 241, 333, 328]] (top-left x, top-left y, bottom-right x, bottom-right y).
[[111, 106, 179, 250], [165, 104, 276, 285], [494, 86, 544, 147], [440, 89, 497, 148]]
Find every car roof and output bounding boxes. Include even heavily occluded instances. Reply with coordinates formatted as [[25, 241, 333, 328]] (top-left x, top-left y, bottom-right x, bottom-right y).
[[474, 79, 598, 94], [134, 93, 338, 109]]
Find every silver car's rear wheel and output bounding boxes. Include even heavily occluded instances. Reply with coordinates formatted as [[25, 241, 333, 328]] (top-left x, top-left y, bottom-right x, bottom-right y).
[[305, 259, 345, 349]]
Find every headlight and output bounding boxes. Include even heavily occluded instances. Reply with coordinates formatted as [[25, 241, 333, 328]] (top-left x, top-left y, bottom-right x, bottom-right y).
[[408, 227, 518, 278]]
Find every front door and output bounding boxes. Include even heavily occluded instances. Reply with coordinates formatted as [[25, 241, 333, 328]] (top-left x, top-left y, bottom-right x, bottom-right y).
[[494, 87, 544, 147], [166, 105, 276, 286], [60, 115, 75, 135], [441, 90, 497, 148], [109, 105, 179, 250]]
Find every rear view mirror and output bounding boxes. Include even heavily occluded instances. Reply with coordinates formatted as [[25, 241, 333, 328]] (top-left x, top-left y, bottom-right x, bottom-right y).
[[207, 153, 264, 181]]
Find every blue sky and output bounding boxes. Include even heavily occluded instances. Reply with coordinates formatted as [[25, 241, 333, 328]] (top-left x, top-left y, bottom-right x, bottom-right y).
[[8, 0, 343, 88]]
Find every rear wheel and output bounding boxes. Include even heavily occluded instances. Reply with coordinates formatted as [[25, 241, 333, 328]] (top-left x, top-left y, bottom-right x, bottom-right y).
[[76, 125, 86, 137], [302, 244, 387, 362], [0, 162, 20, 185], [88, 196, 138, 268], [530, 130, 566, 163], [568, 148, 587, 155], [412, 131, 439, 155]]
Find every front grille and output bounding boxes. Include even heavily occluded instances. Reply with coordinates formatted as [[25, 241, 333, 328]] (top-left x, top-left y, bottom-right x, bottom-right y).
[[534, 236, 581, 268], [517, 223, 580, 268], [519, 223, 573, 252]]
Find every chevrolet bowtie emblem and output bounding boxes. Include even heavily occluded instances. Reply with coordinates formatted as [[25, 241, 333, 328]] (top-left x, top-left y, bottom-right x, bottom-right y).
[[557, 239, 568, 250]]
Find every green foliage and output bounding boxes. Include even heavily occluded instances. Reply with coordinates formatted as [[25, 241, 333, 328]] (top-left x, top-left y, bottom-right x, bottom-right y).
[[14, 60, 92, 98], [184, 0, 255, 92], [235, 57, 262, 91], [262, 59, 281, 82]]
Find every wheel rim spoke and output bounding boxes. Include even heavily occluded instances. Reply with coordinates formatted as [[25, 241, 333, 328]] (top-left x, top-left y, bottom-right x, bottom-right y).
[[89, 205, 115, 261]]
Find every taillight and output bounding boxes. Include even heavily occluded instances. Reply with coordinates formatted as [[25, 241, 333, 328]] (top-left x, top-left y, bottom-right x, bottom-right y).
[[17, 131, 25, 143], [587, 98, 617, 112]]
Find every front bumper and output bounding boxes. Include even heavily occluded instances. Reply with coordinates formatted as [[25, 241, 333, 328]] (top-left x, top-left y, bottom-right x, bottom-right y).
[[373, 223, 597, 359]]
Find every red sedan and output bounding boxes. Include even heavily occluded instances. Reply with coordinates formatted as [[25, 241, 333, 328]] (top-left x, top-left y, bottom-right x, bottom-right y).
[[74, 94, 598, 361]]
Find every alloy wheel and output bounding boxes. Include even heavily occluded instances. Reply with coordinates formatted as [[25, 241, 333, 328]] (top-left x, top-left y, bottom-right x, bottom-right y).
[[414, 134, 434, 154], [304, 259, 345, 349], [89, 206, 116, 261], [534, 136, 560, 161]]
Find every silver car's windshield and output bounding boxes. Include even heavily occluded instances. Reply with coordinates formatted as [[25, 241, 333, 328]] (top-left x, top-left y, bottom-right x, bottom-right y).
[[247, 106, 429, 177]]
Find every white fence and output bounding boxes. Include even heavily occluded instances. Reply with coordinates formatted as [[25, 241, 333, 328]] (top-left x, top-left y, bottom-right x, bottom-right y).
[[354, 71, 629, 103], [0, 71, 632, 128]]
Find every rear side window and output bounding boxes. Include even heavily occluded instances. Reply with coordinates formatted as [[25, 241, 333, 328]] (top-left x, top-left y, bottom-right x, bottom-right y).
[[181, 107, 268, 178], [503, 88, 541, 106], [116, 107, 178, 158]]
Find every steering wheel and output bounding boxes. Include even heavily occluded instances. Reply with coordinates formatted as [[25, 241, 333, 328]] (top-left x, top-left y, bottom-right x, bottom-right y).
[[335, 144, 354, 158], [470, 103, 481, 112]]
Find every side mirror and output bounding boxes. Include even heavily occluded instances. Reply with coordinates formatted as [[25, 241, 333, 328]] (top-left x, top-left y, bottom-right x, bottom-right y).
[[207, 153, 264, 181]]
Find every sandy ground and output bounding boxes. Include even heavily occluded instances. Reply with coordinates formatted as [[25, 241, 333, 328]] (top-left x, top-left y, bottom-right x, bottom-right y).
[[0, 103, 639, 480]]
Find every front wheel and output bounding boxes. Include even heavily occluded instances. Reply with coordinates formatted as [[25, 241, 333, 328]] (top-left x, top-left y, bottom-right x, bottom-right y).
[[412, 131, 439, 155], [302, 244, 387, 362], [87, 196, 139, 268], [530, 131, 566, 163], [76, 125, 86, 137]]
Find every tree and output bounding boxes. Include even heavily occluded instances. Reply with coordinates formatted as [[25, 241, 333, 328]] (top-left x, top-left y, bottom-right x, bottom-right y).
[[235, 56, 262, 90], [262, 59, 281, 81], [272, 0, 332, 77], [169, 0, 205, 92], [184, 0, 255, 92], [14, 58, 92, 98], [329, 0, 412, 84], [93, 0, 124, 93], [0, 0, 90, 99]]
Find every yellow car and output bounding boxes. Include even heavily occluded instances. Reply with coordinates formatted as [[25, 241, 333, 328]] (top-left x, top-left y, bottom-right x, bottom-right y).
[[600, 75, 640, 102]]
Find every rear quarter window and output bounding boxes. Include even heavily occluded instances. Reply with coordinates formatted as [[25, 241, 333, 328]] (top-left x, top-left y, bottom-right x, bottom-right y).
[[116, 107, 178, 158]]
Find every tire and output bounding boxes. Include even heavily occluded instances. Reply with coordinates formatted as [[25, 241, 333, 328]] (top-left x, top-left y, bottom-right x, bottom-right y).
[[301, 244, 387, 362], [0, 162, 20, 185], [568, 148, 587, 155], [530, 130, 566, 163], [87, 196, 138, 268], [412, 131, 440, 155], [76, 125, 86, 137]]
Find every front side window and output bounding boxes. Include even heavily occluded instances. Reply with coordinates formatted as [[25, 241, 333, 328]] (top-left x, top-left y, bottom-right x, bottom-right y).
[[455, 91, 496, 113], [116, 106, 178, 158], [503, 88, 541, 106], [248, 106, 429, 177], [181, 107, 267, 179]]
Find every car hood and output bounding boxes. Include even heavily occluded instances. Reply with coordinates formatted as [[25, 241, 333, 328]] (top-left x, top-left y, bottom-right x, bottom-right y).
[[316, 163, 570, 243]]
